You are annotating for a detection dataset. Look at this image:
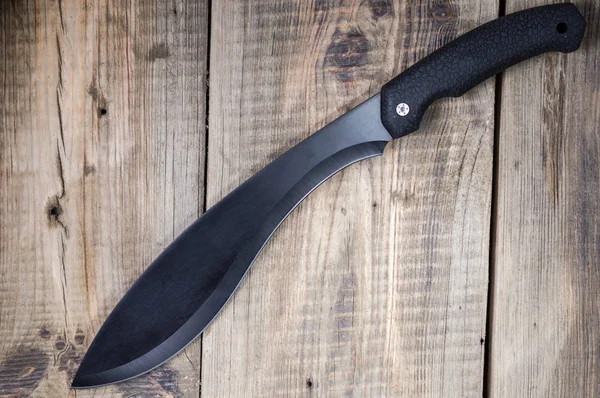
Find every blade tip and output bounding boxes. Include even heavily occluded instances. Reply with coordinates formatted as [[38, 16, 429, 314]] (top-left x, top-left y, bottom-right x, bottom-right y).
[[70, 377, 87, 389], [71, 370, 95, 389]]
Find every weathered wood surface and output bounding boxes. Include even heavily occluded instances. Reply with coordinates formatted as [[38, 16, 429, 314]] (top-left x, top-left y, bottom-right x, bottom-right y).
[[0, 1, 207, 397], [2, 0, 600, 397], [203, 0, 495, 396], [489, 0, 600, 396]]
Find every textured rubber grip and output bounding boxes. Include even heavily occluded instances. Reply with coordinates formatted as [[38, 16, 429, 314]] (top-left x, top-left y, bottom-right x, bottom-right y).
[[381, 3, 586, 139]]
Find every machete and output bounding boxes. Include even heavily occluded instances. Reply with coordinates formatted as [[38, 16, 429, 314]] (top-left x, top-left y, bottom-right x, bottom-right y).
[[73, 3, 586, 388]]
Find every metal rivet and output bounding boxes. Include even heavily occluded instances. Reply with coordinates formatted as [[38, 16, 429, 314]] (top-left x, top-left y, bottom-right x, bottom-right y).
[[396, 103, 410, 117]]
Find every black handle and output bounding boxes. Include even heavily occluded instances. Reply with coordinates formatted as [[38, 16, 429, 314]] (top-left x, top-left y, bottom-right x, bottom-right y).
[[381, 3, 586, 139]]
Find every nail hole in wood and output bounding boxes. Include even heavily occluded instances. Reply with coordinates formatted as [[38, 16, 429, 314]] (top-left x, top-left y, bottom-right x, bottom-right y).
[[49, 205, 61, 218], [45, 197, 63, 226]]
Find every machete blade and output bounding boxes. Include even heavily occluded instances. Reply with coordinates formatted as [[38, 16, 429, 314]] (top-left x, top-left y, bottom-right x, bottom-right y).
[[72, 95, 392, 388]]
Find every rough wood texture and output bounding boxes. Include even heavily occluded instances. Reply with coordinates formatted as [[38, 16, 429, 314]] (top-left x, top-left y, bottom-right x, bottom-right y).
[[203, 0, 496, 396], [4, 0, 599, 397], [489, 0, 600, 396], [0, 1, 207, 396]]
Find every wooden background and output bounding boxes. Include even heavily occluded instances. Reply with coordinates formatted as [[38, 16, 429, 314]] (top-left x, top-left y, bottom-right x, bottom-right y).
[[0, 0, 598, 396]]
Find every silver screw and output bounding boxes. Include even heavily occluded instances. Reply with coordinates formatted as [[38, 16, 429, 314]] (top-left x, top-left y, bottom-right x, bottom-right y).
[[396, 103, 410, 117]]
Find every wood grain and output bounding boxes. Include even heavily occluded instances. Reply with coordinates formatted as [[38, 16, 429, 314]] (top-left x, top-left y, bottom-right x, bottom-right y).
[[489, 0, 600, 396], [0, 1, 207, 396], [203, 0, 496, 396], [5, 0, 597, 397]]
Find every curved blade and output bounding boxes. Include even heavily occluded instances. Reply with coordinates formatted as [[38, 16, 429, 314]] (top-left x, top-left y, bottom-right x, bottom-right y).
[[72, 95, 392, 388]]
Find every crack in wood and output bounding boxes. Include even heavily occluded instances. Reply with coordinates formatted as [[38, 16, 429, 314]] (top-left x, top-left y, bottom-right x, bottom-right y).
[[57, 0, 65, 32], [56, 34, 63, 94], [55, 141, 66, 199]]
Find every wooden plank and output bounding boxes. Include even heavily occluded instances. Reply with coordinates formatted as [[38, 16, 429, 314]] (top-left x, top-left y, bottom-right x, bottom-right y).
[[0, 1, 207, 396], [489, 0, 600, 396], [204, 0, 496, 396]]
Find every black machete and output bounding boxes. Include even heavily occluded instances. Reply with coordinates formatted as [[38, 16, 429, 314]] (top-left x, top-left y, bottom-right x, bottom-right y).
[[73, 3, 586, 388]]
